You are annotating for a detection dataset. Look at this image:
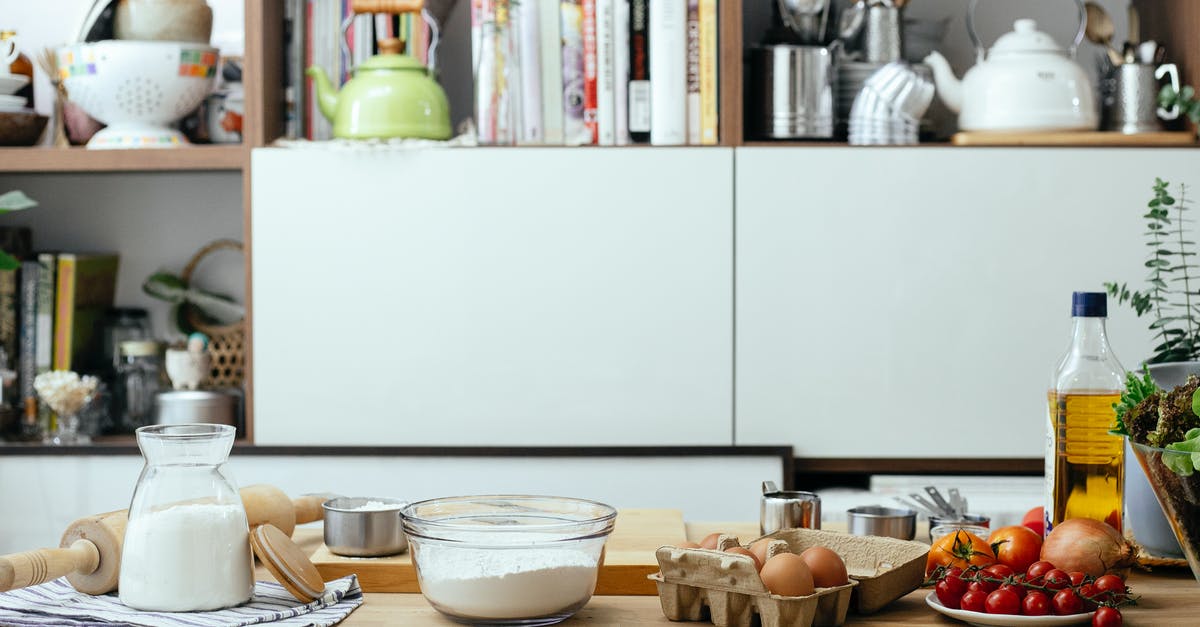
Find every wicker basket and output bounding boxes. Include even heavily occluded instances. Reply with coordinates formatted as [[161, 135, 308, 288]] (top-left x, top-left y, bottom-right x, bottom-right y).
[[180, 239, 245, 389]]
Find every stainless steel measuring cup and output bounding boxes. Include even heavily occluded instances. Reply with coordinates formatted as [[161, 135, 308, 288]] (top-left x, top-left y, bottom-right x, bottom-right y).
[[761, 481, 821, 534]]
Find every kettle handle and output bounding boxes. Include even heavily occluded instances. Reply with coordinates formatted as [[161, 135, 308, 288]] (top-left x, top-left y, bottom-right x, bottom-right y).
[[966, 0, 1087, 61], [342, 0, 440, 74], [1157, 63, 1182, 121]]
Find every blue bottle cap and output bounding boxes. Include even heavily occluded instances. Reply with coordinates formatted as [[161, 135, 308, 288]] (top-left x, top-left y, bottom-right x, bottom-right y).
[[1072, 292, 1107, 317]]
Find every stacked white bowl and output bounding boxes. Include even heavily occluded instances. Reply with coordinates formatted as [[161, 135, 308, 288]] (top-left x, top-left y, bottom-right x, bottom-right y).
[[848, 62, 934, 146]]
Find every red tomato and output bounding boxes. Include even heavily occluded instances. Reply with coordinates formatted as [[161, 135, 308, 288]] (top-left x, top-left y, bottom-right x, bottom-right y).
[[983, 563, 1015, 580], [1093, 574, 1127, 602], [1022, 591, 1051, 616], [941, 567, 968, 597], [1044, 569, 1071, 590], [1026, 560, 1056, 583], [1023, 506, 1046, 537], [926, 530, 997, 576], [1093, 606, 1123, 627], [936, 579, 962, 609], [961, 589, 988, 613], [1068, 571, 1087, 587], [985, 589, 1021, 615], [969, 580, 999, 594], [987, 525, 1043, 573], [1078, 583, 1099, 611], [998, 582, 1026, 599], [1052, 589, 1084, 616]]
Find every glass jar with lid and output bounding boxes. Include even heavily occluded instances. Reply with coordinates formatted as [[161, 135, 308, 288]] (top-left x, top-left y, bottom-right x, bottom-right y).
[[114, 340, 163, 432]]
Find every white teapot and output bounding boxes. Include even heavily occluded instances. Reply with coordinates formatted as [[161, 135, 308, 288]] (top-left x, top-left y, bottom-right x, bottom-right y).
[[923, 0, 1097, 132]]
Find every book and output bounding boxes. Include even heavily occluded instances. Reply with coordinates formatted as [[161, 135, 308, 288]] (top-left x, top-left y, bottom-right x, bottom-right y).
[[18, 260, 37, 411], [561, 0, 588, 144], [0, 227, 31, 369], [686, 0, 700, 144], [595, 0, 616, 145], [52, 253, 119, 375], [34, 253, 54, 379], [614, 0, 630, 145], [650, 0, 687, 145], [582, 0, 599, 144], [699, 0, 718, 144], [540, 0, 565, 144], [519, 0, 545, 143], [628, 0, 651, 142]]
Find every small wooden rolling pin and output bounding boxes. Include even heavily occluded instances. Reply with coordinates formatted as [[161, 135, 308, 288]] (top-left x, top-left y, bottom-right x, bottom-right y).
[[0, 484, 326, 595]]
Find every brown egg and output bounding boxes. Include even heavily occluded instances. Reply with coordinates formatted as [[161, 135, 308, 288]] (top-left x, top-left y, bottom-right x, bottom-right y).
[[725, 546, 763, 571], [759, 553, 814, 597], [748, 538, 773, 565], [676, 541, 701, 549], [699, 532, 723, 549], [799, 546, 848, 588]]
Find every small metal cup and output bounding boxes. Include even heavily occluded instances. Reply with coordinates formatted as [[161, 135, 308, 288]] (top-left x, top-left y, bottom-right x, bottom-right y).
[[864, 5, 901, 63], [323, 496, 409, 557], [1103, 63, 1180, 134], [846, 506, 917, 540], [761, 483, 821, 535]]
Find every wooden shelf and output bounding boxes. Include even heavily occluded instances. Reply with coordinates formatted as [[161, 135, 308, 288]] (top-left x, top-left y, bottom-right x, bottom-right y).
[[0, 145, 248, 174]]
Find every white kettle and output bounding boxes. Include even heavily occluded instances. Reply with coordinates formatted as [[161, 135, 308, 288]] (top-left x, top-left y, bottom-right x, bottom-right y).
[[924, 0, 1097, 132]]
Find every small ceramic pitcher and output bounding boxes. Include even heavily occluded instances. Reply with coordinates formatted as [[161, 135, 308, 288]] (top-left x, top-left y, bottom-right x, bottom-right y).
[[165, 347, 211, 390]]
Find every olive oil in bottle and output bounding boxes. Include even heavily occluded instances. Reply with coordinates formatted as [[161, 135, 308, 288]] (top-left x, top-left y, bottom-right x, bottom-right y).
[[1046, 293, 1125, 533]]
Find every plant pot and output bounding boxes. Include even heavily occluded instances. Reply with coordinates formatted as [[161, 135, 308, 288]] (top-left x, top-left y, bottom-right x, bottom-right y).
[[1127, 362, 1200, 558]]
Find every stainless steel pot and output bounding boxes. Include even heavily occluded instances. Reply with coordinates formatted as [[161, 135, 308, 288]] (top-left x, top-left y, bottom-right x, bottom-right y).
[[749, 44, 837, 139], [846, 506, 917, 540], [323, 497, 409, 557], [154, 389, 237, 426]]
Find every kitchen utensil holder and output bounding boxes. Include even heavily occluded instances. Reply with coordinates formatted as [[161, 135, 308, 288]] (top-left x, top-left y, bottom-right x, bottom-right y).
[[181, 239, 245, 389]]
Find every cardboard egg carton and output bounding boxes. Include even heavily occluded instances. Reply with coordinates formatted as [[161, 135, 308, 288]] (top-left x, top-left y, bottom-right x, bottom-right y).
[[757, 528, 930, 614], [648, 535, 856, 627]]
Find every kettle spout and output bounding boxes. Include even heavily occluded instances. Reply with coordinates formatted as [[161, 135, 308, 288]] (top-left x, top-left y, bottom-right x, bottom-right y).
[[922, 51, 962, 114], [305, 66, 339, 121]]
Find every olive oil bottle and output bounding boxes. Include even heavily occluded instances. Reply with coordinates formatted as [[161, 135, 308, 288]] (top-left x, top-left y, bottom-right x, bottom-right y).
[[1046, 292, 1125, 533]]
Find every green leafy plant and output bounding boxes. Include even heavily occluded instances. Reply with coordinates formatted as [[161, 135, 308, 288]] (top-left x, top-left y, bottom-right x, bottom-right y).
[[1164, 426, 1200, 476], [1105, 178, 1200, 363], [1111, 368, 1160, 437], [1160, 85, 1200, 136], [0, 190, 36, 270]]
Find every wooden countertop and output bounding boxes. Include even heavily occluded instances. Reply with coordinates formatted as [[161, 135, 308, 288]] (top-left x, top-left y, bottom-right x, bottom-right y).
[[281, 524, 1199, 626]]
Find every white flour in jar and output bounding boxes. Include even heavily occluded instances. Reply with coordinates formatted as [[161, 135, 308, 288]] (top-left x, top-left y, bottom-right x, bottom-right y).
[[416, 545, 599, 619], [346, 500, 401, 511], [119, 503, 254, 612]]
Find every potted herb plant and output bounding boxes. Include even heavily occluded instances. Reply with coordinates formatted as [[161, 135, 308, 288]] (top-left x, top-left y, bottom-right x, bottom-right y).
[[0, 190, 35, 268], [1106, 178, 1200, 560]]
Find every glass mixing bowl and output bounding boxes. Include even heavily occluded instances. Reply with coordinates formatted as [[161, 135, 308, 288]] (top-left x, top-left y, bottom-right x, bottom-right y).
[[400, 495, 617, 626], [1128, 439, 1200, 583]]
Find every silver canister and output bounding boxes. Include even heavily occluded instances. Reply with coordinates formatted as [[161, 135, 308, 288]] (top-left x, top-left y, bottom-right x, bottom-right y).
[[323, 497, 409, 557], [1102, 63, 1181, 134], [846, 506, 917, 541], [750, 44, 837, 139], [154, 389, 237, 426], [864, 4, 901, 64], [761, 482, 821, 535]]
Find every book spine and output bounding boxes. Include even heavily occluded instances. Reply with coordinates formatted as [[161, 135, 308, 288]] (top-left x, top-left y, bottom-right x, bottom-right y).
[[0, 268, 16, 370], [519, 0, 544, 143], [561, 0, 588, 145], [699, 0, 718, 145], [685, 0, 700, 144], [18, 261, 36, 410], [614, 0, 630, 145], [628, 0, 651, 142], [649, 0, 687, 145], [472, 0, 484, 77], [305, 0, 315, 140], [595, 0, 616, 145], [540, 0, 565, 144], [52, 254, 74, 371], [34, 254, 53, 378], [581, 0, 599, 144]]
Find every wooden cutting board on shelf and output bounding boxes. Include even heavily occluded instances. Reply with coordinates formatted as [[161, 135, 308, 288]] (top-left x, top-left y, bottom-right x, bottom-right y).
[[310, 508, 688, 595], [952, 130, 1196, 146]]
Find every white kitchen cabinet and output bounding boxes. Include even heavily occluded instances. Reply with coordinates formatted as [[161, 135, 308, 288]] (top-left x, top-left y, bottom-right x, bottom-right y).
[[252, 147, 734, 446], [734, 147, 1195, 458]]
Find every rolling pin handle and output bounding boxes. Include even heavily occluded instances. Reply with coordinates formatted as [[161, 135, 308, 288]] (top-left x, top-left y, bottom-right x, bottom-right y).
[[0, 539, 100, 592], [293, 494, 330, 526]]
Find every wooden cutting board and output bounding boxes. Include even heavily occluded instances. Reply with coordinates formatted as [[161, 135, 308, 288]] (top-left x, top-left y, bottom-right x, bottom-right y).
[[951, 130, 1196, 146], [310, 508, 688, 595]]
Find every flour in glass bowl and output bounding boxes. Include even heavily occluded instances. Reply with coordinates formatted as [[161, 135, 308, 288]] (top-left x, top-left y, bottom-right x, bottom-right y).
[[415, 543, 600, 620]]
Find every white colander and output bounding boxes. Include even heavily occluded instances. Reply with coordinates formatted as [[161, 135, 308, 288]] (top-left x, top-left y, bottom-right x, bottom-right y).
[[57, 40, 219, 149]]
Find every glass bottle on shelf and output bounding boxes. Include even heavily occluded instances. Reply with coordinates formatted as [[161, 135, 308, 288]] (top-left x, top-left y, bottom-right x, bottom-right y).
[[474, 0, 522, 145], [115, 340, 164, 432], [1046, 292, 1125, 533]]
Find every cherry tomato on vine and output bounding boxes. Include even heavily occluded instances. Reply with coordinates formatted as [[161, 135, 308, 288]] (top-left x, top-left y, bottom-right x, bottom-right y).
[[983, 563, 1015, 580], [1093, 606, 1123, 627], [1052, 589, 1084, 616], [969, 579, 998, 594], [1026, 561, 1056, 583], [1068, 571, 1087, 587], [961, 590, 988, 613], [935, 579, 961, 609], [1094, 574, 1127, 603], [1078, 584, 1099, 611], [941, 567, 967, 597], [998, 582, 1026, 599], [1022, 591, 1051, 616], [985, 589, 1021, 615], [1044, 569, 1072, 590]]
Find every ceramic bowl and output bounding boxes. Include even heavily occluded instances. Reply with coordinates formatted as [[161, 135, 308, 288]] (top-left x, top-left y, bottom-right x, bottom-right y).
[[0, 111, 48, 146], [0, 74, 29, 96], [115, 0, 214, 43]]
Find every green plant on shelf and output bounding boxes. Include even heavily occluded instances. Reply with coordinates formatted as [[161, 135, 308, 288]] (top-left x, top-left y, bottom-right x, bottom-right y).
[[1105, 178, 1200, 363], [0, 190, 35, 270], [1160, 85, 1200, 137]]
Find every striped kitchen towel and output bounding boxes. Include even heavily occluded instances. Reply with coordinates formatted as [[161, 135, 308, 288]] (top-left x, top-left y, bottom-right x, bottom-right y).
[[0, 575, 362, 626]]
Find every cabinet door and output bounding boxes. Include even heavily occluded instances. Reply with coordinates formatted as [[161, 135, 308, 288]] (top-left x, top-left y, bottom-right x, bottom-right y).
[[252, 148, 733, 446], [734, 147, 1196, 458]]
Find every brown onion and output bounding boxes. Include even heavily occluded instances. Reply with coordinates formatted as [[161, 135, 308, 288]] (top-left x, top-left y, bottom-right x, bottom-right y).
[[1040, 518, 1137, 577]]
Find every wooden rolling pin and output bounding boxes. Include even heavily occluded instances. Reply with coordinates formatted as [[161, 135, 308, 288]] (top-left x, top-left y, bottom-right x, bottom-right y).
[[0, 484, 326, 595]]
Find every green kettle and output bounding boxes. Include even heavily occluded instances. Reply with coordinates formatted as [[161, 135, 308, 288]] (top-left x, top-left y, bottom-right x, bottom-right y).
[[307, 37, 452, 140]]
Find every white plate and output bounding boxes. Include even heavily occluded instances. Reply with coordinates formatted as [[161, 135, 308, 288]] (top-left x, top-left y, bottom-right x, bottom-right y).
[[0, 74, 29, 96], [925, 592, 1094, 627], [0, 94, 27, 111]]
